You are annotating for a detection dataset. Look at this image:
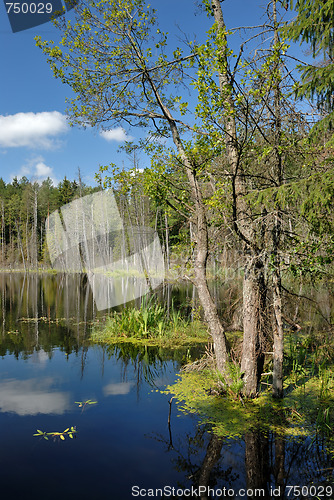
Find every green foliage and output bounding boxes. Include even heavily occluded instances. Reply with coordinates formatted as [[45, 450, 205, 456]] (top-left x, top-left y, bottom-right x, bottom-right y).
[[216, 362, 244, 397], [58, 176, 78, 205], [165, 330, 334, 441], [248, 165, 334, 278], [34, 0, 334, 404], [90, 296, 208, 346], [0, 175, 96, 268], [287, 0, 334, 59], [164, 370, 260, 438], [286, 1, 334, 135], [33, 426, 77, 441], [75, 400, 98, 411], [35, 0, 191, 134]]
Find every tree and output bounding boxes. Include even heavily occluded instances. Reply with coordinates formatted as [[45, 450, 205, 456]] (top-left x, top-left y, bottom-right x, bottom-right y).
[[35, 0, 330, 398], [36, 0, 231, 377], [196, 0, 295, 395], [58, 176, 75, 205], [286, 0, 334, 137]]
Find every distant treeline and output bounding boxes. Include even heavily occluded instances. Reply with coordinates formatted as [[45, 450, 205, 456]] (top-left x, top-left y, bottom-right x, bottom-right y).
[[0, 173, 188, 271], [0, 175, 100, 269]]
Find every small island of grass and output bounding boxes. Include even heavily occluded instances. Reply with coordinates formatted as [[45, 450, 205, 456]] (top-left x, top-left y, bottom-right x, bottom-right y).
[[90, 299, 210, 348]]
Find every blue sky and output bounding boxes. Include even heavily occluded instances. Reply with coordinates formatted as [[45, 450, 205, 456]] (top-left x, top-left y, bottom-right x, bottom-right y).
[[0, 0, 304, 187]]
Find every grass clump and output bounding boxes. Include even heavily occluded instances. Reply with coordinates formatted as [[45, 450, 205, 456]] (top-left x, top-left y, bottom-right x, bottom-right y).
[[90, 297, 209, 347]]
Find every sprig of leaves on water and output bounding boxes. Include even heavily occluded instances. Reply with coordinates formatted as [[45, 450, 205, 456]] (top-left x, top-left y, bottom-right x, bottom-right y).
[[33, 427, 77, 441], [75, 400, 98, 411]]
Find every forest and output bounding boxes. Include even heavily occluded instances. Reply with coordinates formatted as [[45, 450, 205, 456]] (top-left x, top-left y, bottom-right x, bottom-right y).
[[0, 174, 100, 269], [2, 0, 334, 402]]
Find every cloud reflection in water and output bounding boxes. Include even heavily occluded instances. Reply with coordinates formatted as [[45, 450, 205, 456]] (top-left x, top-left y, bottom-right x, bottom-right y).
[[103, 381, 135, 396], [0, 378, 70, 415]]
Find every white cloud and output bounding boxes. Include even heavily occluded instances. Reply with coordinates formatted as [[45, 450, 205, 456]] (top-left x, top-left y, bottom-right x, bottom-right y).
[[35, 161, 53, 178], [11, 156, 59, 186], [100, 127, 133, 142], [0, 111, 68, 149]]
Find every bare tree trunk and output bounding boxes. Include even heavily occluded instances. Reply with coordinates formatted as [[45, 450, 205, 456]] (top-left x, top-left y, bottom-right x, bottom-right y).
[[271, 0, 284, 398], [15, 219, 27, 273], [34, 186, 38, 269], [25, 212, 30, 267], [164, 210, 170, 272], [119, 19, 232, 377], [272, 266, 284, 398], [241, 258, 267, 396], [137, 44, 230, 374], [211, 0, 267, 394]]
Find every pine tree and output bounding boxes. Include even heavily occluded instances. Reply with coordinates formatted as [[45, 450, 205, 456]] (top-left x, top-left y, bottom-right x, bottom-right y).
[[287, 0, 334, 132], [58, 176, 75, 205]]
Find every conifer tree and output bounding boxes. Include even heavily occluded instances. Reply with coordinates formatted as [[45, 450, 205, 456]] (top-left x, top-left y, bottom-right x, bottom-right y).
[[287, 0, 334, 133]]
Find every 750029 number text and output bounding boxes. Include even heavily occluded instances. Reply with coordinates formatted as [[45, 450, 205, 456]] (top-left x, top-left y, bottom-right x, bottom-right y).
[[6, 3, 53, 14]]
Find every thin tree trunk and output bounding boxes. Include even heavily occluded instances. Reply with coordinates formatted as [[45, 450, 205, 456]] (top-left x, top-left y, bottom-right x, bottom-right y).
[[15, 219, 27, 273], [138, 42, 230, 374], [34, 186, 38, 270], [211, 0, 267, 394], [164, 210, 170, 272], [271, 0, 284, 399], [272, 266, 284, 398], [26, 212, 30, 267]]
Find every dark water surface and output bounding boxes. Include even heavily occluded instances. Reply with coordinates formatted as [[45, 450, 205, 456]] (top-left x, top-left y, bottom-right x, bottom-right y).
[[0, 273, 333, 500]]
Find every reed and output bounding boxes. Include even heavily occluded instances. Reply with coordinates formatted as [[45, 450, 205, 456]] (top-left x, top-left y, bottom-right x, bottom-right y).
[[92, 295, 201, 342]]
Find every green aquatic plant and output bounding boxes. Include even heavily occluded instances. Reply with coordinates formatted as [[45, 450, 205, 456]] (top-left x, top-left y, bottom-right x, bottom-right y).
[[318, 364, 333, 401], [90, 295, 207, 346], [157, 320, 164, 337], [216, 362, 244, 398], [75, 400, 98, 411], [163, 370, 255, 438], [33, 427, 77, 441]]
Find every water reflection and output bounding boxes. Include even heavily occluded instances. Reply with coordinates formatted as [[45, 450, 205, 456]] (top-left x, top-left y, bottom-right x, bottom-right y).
[[0, 272, 333, 500], [0, 378, 70, 415], [156, 423, 334, 499], [103, 381, 135, 396]]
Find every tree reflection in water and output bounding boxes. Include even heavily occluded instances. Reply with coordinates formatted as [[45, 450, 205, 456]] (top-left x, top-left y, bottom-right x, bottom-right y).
[[1, 272, 333, 497], [153, 411, 334, 499]]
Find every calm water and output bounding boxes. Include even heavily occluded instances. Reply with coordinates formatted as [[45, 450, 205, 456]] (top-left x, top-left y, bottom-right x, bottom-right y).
[[0, 273, 333, 500]]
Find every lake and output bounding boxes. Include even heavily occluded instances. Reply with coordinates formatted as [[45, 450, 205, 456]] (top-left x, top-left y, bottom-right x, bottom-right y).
[[0, 273, 333, 499]]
